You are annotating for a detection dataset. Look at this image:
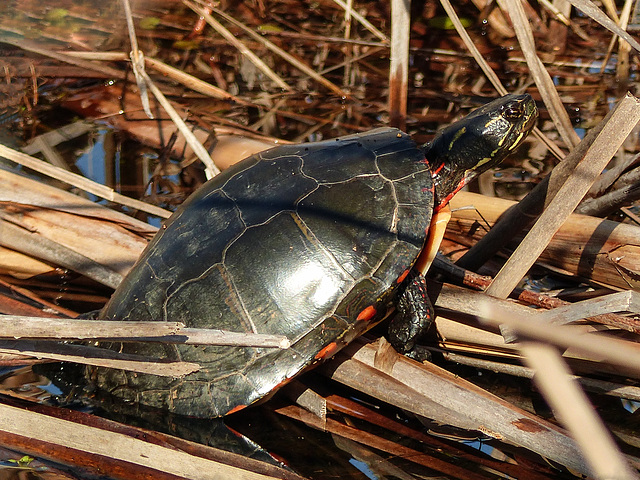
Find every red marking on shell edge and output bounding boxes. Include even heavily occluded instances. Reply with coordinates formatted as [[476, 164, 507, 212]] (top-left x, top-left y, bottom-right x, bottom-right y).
[[315, 342, 339, 360], [435, 178, 467, 211], [397, 269, 410, 284], [273, 376, 292, 391], [227, 404, 247, 415], [356, 305, 377, 321], [431, 162, 445, 176]]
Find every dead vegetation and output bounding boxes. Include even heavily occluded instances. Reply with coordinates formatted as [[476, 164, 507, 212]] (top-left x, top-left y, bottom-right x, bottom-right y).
[[0, 0, 640, 478]]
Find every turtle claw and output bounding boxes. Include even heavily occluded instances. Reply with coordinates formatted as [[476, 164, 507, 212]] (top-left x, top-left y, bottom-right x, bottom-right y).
[[404, 346, 432, 363], [388, 271, 435, 361]]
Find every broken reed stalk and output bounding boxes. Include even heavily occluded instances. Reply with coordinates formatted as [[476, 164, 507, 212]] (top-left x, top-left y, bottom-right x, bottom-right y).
[[486, 93, 640, 298], [0, 216, 124, 289], [464, 290, 640, 475], [434, 252, 640, 333], [616, 0, 633, 84], [0, 167, 153, 289], [0, 160, 156, 234], [321, 337, 590, 474], [136, 68, 221, 177], [0, 315, 289, 348], [276, 404, 489, 480], [0, 341, 199, 376], [586, 151, 640, 197], [284, 381, 328, 420], [0, 277, 79, 318], [442, 351, 640, 402], [520, 343, 638, 480], [328, 0, 389, 41], [478, 299, 640, 374], [601, 0, 633, 81], [532, 290, 640, 328], [319, 392, 555, 480], [121, 0, 154, 119], [576, 180, 640, 216], [435, 283, 640, 376], [388, 0, 410, 130], [450, 191, 640, 293], [0, 395, 307, 480], [0, 144, 172, 218], [0, 403, 283, 480], [145, 57, 246, 103]]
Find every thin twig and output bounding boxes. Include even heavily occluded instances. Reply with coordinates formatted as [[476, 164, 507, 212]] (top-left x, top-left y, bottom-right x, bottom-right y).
[[137, 68, 221, 177], [145, 57, 248, 104], [205, 3, 351, 97], [184, 0, 291, 91], [564, 0, 640, 52], [438, 0, 507, 96], [121, 0, 153, 118], [498, 0, 580, 148], [0, 315, 290, 348], [63, 51, 248, 104], [0, 35, 126, 79], [328, 0, 389, 42]]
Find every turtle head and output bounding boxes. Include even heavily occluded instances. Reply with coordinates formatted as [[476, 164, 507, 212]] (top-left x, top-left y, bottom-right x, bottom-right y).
[[422, 93, 537, 209]]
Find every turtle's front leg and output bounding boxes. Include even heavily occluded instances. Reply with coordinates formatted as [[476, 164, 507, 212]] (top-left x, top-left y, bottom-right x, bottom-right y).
[[387, 271, 434, 362]]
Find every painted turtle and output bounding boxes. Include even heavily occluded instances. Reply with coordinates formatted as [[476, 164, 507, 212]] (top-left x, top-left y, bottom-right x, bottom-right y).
[[89, 94, 537, 417]]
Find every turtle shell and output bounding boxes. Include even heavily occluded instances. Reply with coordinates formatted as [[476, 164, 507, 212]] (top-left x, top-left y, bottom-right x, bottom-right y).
[[93, 127, 433, 417]]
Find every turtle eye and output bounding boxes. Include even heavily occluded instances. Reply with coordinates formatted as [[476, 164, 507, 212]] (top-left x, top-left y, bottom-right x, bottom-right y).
[[502, 104, 522, 121]]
